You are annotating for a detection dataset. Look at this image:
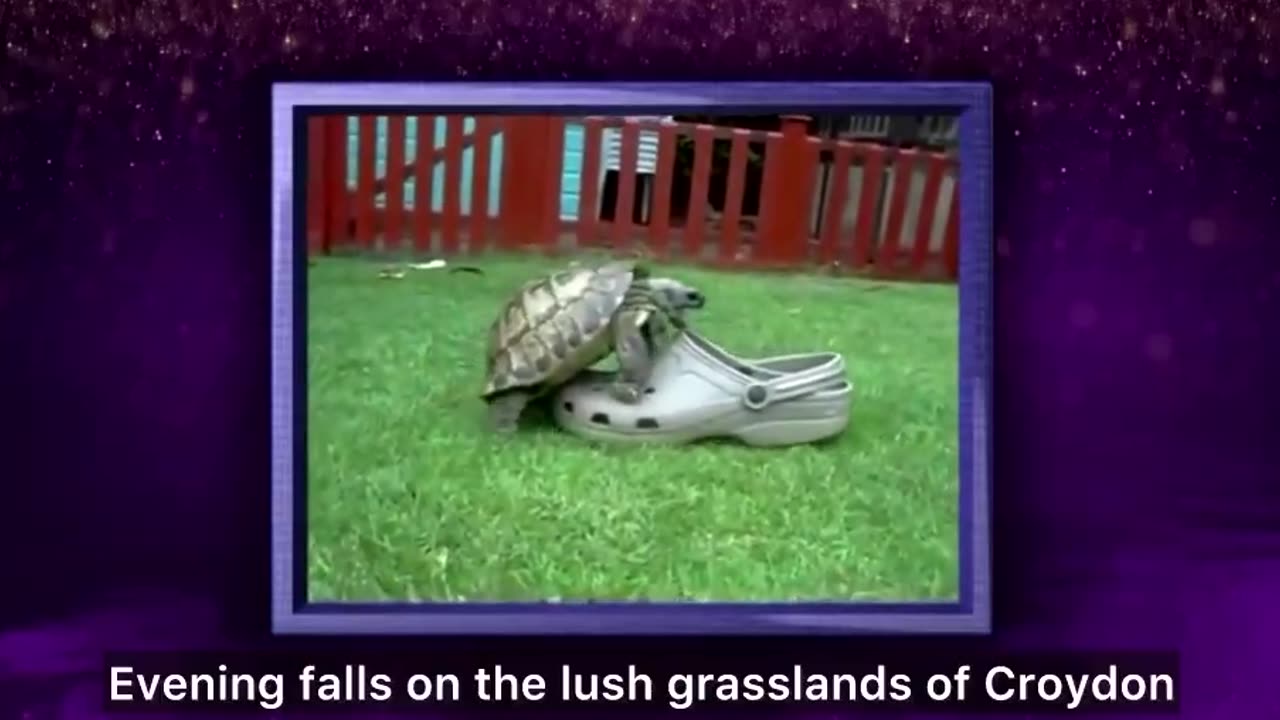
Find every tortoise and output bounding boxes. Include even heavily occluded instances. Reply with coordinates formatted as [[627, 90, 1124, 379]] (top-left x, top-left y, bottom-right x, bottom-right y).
[[481, 260, 706, 433]]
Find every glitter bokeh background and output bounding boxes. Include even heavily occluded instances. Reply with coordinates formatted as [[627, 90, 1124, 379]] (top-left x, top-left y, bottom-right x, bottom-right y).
[[2, 0, 1279, 717]]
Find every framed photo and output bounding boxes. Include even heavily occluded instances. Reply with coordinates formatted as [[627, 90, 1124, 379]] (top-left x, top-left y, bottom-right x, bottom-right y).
[[271, 82, 992, 634]]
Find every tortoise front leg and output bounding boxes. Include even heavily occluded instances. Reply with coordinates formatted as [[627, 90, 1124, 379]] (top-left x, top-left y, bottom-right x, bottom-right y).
[[609, 309, 655, 404]]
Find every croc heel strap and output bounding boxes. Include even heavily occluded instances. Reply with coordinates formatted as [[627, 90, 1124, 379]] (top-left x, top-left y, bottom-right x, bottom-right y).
[[678, 333, 847, 411]]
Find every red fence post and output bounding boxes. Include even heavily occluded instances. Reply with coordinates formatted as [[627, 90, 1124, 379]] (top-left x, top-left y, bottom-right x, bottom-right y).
[[541, 117, 566, 253], [500, 116, 559, 249], [323, 117, 349, 249], [760, 115, 814, 265], [306, 117, 328, 255]]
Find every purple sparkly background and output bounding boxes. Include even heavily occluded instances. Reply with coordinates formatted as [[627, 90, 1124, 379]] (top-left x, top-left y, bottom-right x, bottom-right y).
[[1, 0, 1278, 717]]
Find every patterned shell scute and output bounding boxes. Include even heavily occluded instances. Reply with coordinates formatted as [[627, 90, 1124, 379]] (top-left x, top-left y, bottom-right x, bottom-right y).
[[483, 261, 635, 396]]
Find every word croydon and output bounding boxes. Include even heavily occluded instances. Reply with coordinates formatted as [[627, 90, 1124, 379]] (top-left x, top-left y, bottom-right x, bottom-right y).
[[985, 665, 1176, 710]]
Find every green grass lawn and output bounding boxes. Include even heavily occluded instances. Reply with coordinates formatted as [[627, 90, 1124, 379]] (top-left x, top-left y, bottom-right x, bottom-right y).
[[307, 253, 959, 602]]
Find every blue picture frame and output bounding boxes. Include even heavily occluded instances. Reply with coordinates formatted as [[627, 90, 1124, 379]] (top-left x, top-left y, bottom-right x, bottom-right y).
[[271, 82, 993, 635]]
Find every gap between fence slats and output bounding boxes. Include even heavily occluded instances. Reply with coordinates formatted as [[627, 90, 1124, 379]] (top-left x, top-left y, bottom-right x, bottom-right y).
[[470, 115, 496, 253], [576, 118, 604, 250], [818, 142, 853, 266], [648, 122, 677, 259], [718, 129, 751, 264], [683, 125, 714, 260], [384, 115, 407, 250], [355, 116, 377, 248], [878, 149, 917, 274], [612, 119, 640, 253], [440, 115, 464, 253], [411, 115, 435, 252], [911, 152, 948, 273]]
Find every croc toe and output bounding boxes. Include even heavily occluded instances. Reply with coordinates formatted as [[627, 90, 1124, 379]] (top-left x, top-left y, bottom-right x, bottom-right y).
[[552, 331, 853, 446]]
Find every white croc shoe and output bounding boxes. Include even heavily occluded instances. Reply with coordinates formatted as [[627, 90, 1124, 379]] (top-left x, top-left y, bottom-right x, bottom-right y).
[[552, 330, 852, 446]]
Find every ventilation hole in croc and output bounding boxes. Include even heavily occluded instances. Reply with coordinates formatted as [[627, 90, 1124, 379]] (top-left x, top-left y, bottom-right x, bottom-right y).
[[636, 418, 660, 429], [590, 412, 611, 425], [644, 387, 656, 395], [562, 401, 574, 413]]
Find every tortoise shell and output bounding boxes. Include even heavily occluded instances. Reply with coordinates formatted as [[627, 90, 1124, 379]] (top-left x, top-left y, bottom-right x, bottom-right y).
[[482, 260, 638, 398]]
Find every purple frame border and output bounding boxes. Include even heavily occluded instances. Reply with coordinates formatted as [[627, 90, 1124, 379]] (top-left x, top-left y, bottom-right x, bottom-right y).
[[270, 82, 993, 635]]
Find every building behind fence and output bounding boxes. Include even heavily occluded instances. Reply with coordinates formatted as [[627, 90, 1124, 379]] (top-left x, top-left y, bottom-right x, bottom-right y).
[[307, 114, 959, 282]]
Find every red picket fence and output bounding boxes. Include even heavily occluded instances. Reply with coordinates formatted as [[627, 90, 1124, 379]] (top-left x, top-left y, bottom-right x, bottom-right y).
[[305, 114, 959, 281]]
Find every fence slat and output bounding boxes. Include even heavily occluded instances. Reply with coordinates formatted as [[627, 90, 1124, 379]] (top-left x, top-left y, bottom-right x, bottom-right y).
[[576, 118, 604, 249], [683, 125, 714, 260], [850, 145, 886, 269], [648, 121, 677, 258], [441, 115, 464, 254], [470, 115, 495, 253], [355, 115, 378, 248], [323, 117, 348, 247], [817, 142, 853, 266], [306, 117, 328, 254], [384, 115, 407, 251], [878, 149, 916, 274], [718, 129, 751, 264], [612, 119, 640, 252], [412, 115, 435, 253], [942, 194, 960, 278], [763, 116, 812, 264], [911, 153, 947, 272], [795, 140, 821, 264], [757, 133, 782, 257], [499, 116, 555, 250], [541, 117, 566, 252]]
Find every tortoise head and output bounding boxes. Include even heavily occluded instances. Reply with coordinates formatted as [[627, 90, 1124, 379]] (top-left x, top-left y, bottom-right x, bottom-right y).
[[642, 277, 706, 318]]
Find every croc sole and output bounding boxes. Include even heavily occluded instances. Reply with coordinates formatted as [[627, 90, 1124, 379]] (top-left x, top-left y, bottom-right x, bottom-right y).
[[552, 334, 853, 446]]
